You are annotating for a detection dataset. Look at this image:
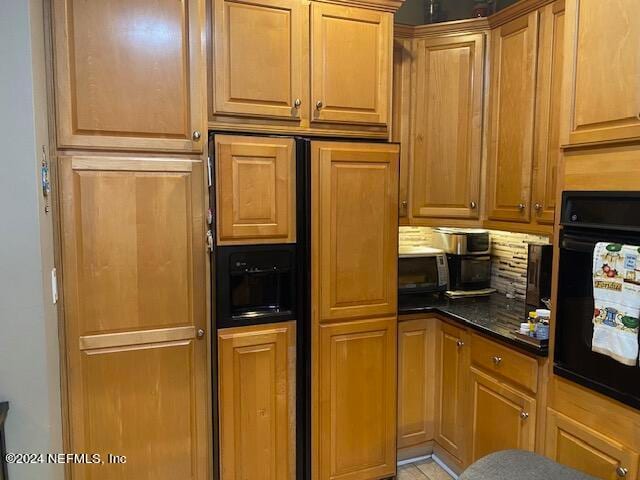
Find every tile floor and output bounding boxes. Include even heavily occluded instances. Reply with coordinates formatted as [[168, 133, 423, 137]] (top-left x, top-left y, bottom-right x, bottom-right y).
[[397, 458, 454, 480]]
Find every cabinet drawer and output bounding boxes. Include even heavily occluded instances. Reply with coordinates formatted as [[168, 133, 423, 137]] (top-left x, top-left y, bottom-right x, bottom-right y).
[[470, 334, 538, 393]]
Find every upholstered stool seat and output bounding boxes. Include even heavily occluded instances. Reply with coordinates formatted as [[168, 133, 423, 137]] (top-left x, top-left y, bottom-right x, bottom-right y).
[[460, 450, 597, 480]]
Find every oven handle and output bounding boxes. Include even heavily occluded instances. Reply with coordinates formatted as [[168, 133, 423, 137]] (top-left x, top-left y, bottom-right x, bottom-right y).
[[561, 236, 596, 253]]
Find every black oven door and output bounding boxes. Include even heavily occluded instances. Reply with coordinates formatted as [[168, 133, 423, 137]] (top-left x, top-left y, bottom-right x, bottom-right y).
[[555, 228, 640, 409]]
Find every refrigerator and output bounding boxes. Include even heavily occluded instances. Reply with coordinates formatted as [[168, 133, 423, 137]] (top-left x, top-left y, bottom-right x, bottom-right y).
[[209, 132, 399, 480]]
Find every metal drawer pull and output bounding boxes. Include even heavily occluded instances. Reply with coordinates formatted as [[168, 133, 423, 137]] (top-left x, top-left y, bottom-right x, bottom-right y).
[[616, 467, 628, 478], [294, 98, 301, 108], [518, 203, 526, 211], [197, 329, 205, 339], [456, 340, 465, 348], [520, 411, 529, 420], [492, 356, 503, 366]]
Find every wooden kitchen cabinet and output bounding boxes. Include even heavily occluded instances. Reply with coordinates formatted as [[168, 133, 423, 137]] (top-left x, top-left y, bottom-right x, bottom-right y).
[[546, 409, 639, 480], [316, 317, 397, 480], [218, 322, 296, 480], [562, 0, 640, 146], [311, 141, 399, 322], [435, 322, 469, 467], [58, 155, 209, 480], [212, 0, 306, 121], [310, 3, 392, 126], [52, 0, 205, 152], [392, 36, 413, 221], [486, 12, 539, 224], [469, 367, 536, 462], [532, 1, 565, 226], [397, 318, 437, 452], [411, 33, 484, 221], [214, 135, 296, 245]]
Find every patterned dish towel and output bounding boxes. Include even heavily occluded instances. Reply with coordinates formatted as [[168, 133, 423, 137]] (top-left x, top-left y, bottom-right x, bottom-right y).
[[592, 242, 640, 366]]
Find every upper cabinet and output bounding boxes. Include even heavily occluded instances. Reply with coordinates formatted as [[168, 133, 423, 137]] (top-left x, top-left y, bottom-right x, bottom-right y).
[[394, 6, 566, 235], [532, 1, 565, 226], [485, 12, 539, 224], [563, 0, 640, 146], [52, 0, 206, 153], [412, 33, 484, 221], [310, 3, 392, 126], [210, 0, 395, 137], [212, 0, 306, 121]]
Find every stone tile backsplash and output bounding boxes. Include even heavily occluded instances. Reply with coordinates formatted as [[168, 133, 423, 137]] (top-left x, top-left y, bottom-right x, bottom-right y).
[[398, 226, 550, 299]]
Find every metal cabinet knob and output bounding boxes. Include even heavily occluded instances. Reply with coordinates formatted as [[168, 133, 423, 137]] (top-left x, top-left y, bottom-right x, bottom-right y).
[[316, 100, 323, 109], [534, 203, 542, 211], [197, 328, 205, 339], [294, 98, 301, 108], [470, 201, 477, 209], [492, 356, 503, 366], [617, 467, 629, 478], [192, 130, 202, 141], [456, 340, 465, 348], [520, 411, 529, 420], [518, 203, 526, 211]]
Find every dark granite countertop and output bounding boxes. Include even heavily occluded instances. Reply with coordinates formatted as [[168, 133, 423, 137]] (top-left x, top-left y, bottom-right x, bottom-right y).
[[399, 293, 548, 356]]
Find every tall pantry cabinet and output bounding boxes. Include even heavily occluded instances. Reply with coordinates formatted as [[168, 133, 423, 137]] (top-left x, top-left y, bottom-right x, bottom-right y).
[[51, 0, 210, 478]]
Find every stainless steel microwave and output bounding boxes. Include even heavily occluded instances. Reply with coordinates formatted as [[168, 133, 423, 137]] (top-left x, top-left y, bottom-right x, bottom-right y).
[[398, 246, 449, 295]]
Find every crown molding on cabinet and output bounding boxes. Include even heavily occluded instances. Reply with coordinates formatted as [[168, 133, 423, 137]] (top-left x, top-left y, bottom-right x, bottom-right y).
[[395, 0, 557, 36], [316, 0, 405, 13], [487, 0, 556, 27], [395, 17, 489, 38]]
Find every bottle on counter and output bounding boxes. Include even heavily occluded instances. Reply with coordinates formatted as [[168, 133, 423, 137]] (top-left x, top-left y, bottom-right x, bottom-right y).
[[535, 309, 551, 340]]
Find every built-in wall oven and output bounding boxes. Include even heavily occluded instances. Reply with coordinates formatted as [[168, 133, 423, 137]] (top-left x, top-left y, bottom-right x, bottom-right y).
[[555, 191, 640, 409]]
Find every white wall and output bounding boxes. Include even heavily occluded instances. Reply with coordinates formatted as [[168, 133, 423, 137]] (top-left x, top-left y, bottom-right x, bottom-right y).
[[0, 0, 64, 478]]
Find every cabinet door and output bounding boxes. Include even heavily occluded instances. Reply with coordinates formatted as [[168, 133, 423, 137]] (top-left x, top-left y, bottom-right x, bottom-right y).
[[533, 1, 565, 226], [436, 322, 469, 464], [212, 0, 306, 120], [398, 318, 436, 449], [215, 135, 296, 245], [311, 141, 399, 322], [392, 38, 413, 221], [412, 34, 484, 220], [564, 0, 640, 145], [486, 12, 539, 223], [59, 155, 208, 480], [310, 3, 392, 126], [470, 368, 536, 463], [546, 409, 639, 480], [218, 322, 296, 480], [316, 317, 397, 480], [52, 0, 205, 152]]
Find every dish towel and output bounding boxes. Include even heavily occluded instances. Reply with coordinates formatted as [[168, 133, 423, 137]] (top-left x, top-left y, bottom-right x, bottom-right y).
[[591, 242, 640, 366]]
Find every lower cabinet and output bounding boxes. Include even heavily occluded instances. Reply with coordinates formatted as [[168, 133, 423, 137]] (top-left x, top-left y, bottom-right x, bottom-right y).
[[546, 409, 639, 480], [435, 322, 469, 467], [469, 367, 536, 462], [397, 318, 437, 452], [218, 322, 296, 480], [316, 317, 397, 480]]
